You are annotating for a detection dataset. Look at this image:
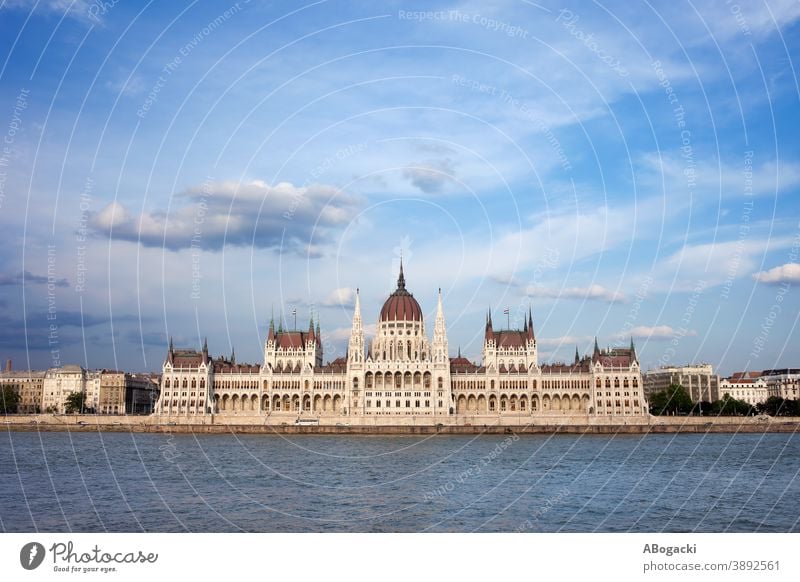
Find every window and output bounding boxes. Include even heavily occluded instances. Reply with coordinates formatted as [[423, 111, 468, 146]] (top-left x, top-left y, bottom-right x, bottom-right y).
[[415, 400, 420, 408], [425, 400, 430, 407]]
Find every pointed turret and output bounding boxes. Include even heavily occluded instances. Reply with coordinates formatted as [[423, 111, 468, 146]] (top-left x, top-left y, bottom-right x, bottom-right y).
[[630, 337, 637, 362], [167, 336, 174, 364], [593, 336, 600, 360], [268, 316, 275, 342], [575, 346, 580, 365], [347, 288, 364, 364], [485, 307, 494, 342], [308, 316, 316, 341], [202, 337, 209, 364], [230, 347, 235, 365], [433, 287, 448, 364], [528, 306, 535, 340]]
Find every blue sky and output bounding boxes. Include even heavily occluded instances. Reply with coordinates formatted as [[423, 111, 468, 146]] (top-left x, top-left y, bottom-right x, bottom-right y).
[[0, 0, 798, 375]]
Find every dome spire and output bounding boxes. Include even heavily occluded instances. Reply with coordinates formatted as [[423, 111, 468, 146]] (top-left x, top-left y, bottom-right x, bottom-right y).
[[397, 254, 406, 290]]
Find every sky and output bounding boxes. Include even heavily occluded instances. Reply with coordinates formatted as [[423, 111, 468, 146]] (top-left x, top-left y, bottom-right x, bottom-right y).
[[0, 0, 798, 376]]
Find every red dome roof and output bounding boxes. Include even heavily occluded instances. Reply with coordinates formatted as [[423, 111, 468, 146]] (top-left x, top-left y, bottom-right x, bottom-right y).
[[380, 293, 423, 322], [379, 260, 423, 322]]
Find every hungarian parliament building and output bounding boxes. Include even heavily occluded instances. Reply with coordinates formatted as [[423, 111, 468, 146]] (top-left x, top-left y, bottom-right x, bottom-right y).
[[155, 263, 647, 419]]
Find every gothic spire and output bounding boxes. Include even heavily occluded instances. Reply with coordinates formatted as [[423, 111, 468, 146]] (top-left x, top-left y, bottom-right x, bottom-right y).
[[348, 288, 364, 364], [528, 306, 534, 339], [397, 256, 406, 290]]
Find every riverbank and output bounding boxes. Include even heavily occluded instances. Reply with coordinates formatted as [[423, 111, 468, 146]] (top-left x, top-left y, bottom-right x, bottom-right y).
[[3, 413, 799, 434]]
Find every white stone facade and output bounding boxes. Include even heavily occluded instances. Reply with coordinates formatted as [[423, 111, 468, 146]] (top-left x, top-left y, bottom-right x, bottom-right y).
[[154, 264, 647, 419], [762, 369, 800, 400], [719, 373, 768, 405]]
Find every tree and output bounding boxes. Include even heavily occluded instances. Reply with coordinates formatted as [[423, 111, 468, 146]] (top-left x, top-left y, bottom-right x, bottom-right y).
[[65, 391, 86, 414], [1, 386, 20, 413], [711, 394, 756, 416], [757, 396, 799, 416], [649, 384, 694, 415]]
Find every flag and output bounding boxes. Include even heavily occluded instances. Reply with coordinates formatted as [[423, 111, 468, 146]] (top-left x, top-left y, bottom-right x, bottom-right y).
[[292, 308, 297, 316], [503, 308, 509, 314]]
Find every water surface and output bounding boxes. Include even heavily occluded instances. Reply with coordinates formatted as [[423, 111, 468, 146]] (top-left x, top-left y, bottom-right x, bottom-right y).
[[1, 431, 797, 532]]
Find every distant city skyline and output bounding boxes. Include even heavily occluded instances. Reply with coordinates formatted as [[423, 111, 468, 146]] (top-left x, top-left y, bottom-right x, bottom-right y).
[[0, 1, 798, 376]]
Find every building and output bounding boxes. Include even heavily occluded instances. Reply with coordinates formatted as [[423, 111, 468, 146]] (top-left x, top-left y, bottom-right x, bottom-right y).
[[98, 371, 126, 414], [42, 365, 87, 413], [155, 262, 647, 419], [762, 369, 800, 401], [125, 373, 160, 414], [643, 364, 720, 403], [719, 371, 768, 406], [0, 365, 45, 413]]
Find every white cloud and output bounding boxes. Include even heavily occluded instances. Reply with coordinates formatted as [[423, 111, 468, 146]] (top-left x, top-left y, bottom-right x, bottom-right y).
[[402, 158, 458, 194], [526, 283, 626, 304], [320, 287, 357, 308], [753, 263, 800, 285], [614, 325, 696, 341], [89, 180, 362, 254], [537, 335, 593, 348], [92, 201, 129, 230], [658, 236, 795, 291], [2, 0, 102, 24], [638, 153, 800, 198]]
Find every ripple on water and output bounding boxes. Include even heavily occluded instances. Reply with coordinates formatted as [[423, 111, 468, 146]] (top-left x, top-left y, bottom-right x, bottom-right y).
[[0, 432, 797, 532]]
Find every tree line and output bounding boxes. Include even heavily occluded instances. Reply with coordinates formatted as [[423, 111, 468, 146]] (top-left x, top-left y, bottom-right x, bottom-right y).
[[648, 383, 800, 416], [0, 389, 94, 414]]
